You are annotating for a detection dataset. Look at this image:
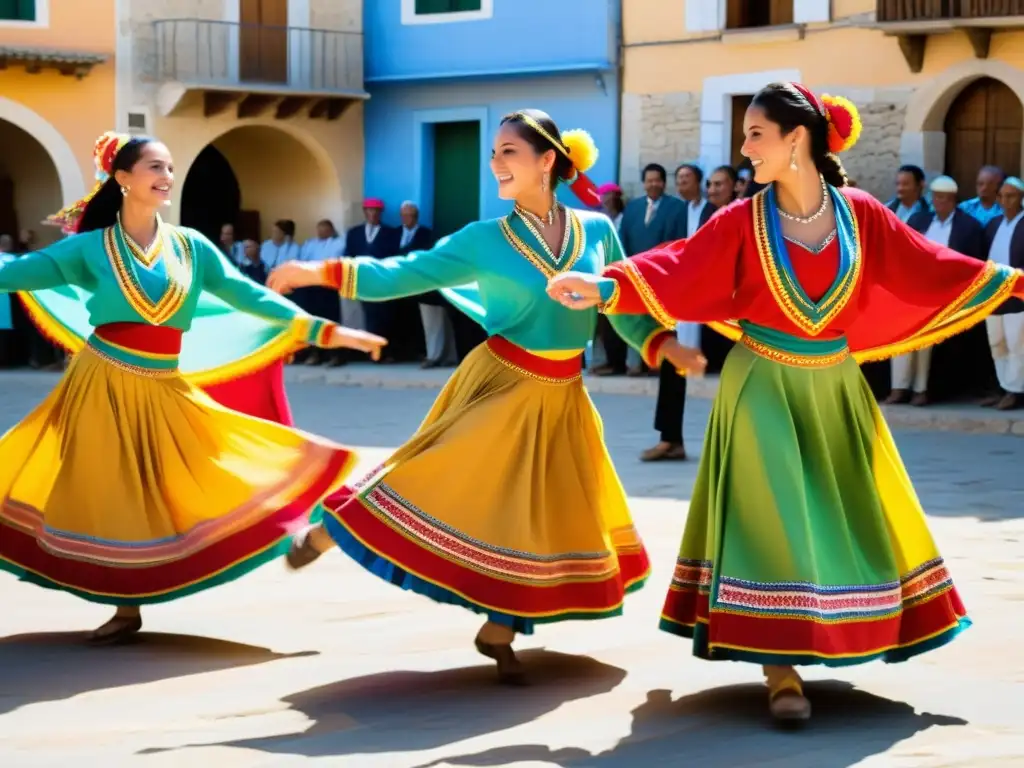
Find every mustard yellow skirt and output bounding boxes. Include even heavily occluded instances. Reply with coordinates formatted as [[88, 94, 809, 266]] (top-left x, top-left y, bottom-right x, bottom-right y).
[[0, 346, 355, 604], [323, 336, 650, 633]]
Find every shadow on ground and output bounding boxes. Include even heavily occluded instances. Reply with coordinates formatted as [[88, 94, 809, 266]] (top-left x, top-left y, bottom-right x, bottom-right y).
[[411, 681, 968, 768], [0, 631, 314, 716], [138, 649, 627, 758]]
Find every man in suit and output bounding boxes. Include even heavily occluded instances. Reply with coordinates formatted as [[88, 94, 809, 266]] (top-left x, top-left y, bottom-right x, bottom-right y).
[[982, 176, 1024, 410], [398, 201, 453, 368], [602, 164, 688, 380], [887, 175, 985, 406], [344, 198, 400, 361], [640, 163, 716, 462]]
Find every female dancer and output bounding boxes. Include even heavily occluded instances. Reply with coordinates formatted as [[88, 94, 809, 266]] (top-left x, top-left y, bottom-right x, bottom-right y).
[[269, 110, 703, 683], [548, 83, 1023, 722], [0, 132, 385, 644]]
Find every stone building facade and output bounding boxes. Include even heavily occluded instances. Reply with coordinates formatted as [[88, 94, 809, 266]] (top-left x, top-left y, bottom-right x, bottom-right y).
[[621, 0, 1024, 202]]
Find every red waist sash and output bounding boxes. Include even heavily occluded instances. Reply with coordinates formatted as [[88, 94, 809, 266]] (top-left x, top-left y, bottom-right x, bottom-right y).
[[93, 322, 183, 356], [485, 336, 583, 382]]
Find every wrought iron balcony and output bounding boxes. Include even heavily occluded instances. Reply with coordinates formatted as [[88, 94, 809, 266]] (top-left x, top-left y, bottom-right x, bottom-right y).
[[145, 19, 366, 120], [873, 1, 1024, 73]]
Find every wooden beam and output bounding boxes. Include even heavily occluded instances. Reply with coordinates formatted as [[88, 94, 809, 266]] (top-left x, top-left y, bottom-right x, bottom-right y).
[[896, 34, 927, 73], [203, 91, 240, 117], [308, 99, 330, 119], [237, 94, 278, 119], [275, 96, 308, 120], [326, 99, 352, 121], [964, 28, 992, 59]]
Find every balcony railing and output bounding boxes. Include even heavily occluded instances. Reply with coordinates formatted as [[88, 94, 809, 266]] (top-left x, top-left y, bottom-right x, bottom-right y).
[[877, 0, 1024, 22], [149, 19, 363, 94]]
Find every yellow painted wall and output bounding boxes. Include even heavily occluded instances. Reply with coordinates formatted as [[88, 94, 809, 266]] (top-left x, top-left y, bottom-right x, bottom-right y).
[[152, 102, 366, 239], [0, 0, 116, 202], [623, 0, 1024, 95], [625, 27, 1024, 94]]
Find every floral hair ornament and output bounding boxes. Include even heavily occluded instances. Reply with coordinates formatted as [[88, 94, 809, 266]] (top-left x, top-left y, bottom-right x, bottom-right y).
[[511, 112, 602, 209], [46, 131, 134, 234], [788, 83, 862, 154]]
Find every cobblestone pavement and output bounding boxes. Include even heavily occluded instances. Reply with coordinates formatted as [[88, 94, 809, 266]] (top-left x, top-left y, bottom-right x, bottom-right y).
[[0, 376, 1022, 767]]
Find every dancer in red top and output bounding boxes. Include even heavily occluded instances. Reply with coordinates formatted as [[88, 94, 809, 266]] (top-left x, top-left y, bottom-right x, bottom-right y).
[[549, 82, 1023, 724]]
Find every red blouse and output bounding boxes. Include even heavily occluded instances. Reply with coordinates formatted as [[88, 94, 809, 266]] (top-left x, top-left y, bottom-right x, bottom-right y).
[[603, 188, 1022, 360]]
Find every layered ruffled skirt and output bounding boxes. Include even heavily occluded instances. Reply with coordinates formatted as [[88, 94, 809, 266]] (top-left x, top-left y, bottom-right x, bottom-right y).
[[660, 324, 970, 665], [0, 331, 354, 605], [322, 336, 650, 633]]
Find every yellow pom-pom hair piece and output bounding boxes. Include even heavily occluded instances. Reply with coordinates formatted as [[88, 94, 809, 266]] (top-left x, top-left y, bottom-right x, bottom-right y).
[[820, 94, 862, 154], [560, 129, 599, 173]]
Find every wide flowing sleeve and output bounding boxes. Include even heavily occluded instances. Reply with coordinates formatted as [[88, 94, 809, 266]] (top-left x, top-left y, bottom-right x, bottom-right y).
[[193, 229, 338, 348], [597, 201, 746, 327], [600, 219, 680, 367], [844, 191, 1021, 361], [322, 222, 479, 302]]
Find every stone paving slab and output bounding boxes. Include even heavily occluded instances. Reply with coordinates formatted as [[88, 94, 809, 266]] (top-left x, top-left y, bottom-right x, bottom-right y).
[[0, 381, 1021, 766]]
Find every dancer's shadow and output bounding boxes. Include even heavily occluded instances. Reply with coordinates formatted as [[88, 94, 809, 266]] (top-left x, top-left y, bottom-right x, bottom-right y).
[[0, 631, 316, 716], [412, 681, 968, 768], [139, 649, 626, 758]]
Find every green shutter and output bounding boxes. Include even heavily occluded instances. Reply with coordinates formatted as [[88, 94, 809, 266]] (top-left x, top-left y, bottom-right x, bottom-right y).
[[0, 0, 36, 21], [432, 121, 481, 238], [414, 0, 482, 14]]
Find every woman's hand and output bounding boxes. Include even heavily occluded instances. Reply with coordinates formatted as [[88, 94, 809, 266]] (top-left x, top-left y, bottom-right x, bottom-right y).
[[661, 338, 707, 377], [325, 326, 388, 361], [546, 272, 604, 310], [268, 261, 326, 294]]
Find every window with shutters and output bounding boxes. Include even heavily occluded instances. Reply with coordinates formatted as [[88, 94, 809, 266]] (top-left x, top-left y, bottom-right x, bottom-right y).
[[402, 0, 492, 25], [725, 0, 793, 29], [0, 0, 36, 22]]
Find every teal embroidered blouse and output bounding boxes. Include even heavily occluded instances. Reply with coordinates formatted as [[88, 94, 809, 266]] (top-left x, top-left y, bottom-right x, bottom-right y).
[[0, 222, 336, 380], [331, 207, 670, 362]]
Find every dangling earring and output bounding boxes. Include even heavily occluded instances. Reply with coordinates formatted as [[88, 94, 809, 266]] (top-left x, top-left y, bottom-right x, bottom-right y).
[[541, 171, 550, 194], [789, 146, 798, 172], [120, 185, 130, 197]]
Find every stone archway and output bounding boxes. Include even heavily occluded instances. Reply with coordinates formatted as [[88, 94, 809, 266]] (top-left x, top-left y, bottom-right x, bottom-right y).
[[901, 59, 1024, 178], [0, 97, 86, 209], [179, 123, 342, 244], [0, 119, 65, 244]]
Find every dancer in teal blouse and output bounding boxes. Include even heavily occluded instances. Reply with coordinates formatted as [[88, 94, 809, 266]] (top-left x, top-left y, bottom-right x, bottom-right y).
[[268, 109, 705, 685]]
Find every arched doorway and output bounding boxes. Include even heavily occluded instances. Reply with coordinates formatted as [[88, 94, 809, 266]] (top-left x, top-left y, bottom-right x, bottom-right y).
[[944, 77, 1023, 194], [180, 144, 241, 245], [180, 125, 339, 246], [0, 119, 63, 245]]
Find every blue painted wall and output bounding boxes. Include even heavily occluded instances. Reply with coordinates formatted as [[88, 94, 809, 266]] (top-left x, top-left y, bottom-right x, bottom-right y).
[[363, 71, 621, 226], [364, 0, 618, 83]]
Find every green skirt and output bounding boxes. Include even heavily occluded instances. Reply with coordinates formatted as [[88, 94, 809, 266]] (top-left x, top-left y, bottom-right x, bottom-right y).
[[660, 324, 970, 667]]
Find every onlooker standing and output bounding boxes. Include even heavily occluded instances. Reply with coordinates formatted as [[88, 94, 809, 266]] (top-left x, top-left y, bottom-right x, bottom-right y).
[[398, 202, 453, 368], [959, 165, 1005, 227], [344, 199, 400, 362], [260, 219, 300, 271], [602, 164, 686, 377], [888, 175, 985, 406], [219, 223, 246, 265], [237, 239, 267, 284], [982, 176, 1024, 410], [888, 165, 930, 222]]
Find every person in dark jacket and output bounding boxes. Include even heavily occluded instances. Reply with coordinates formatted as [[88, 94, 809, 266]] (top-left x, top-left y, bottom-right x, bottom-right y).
[[888, 175, 986, 405]]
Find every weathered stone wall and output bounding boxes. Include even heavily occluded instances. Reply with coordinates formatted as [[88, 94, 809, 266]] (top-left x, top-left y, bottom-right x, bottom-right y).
[[620, 91, 701, 198], [622, 88, 911, 202], [830, 91, 912, 202]]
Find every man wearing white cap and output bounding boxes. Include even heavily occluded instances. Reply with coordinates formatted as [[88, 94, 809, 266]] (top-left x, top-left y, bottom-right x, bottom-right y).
[[887, 175, 985, 405], [982, 176, 1024, 410]]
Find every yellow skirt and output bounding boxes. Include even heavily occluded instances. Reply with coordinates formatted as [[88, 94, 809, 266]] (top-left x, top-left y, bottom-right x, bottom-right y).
[[0, 345, 355, 604], [323, 336, 650, 633]]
